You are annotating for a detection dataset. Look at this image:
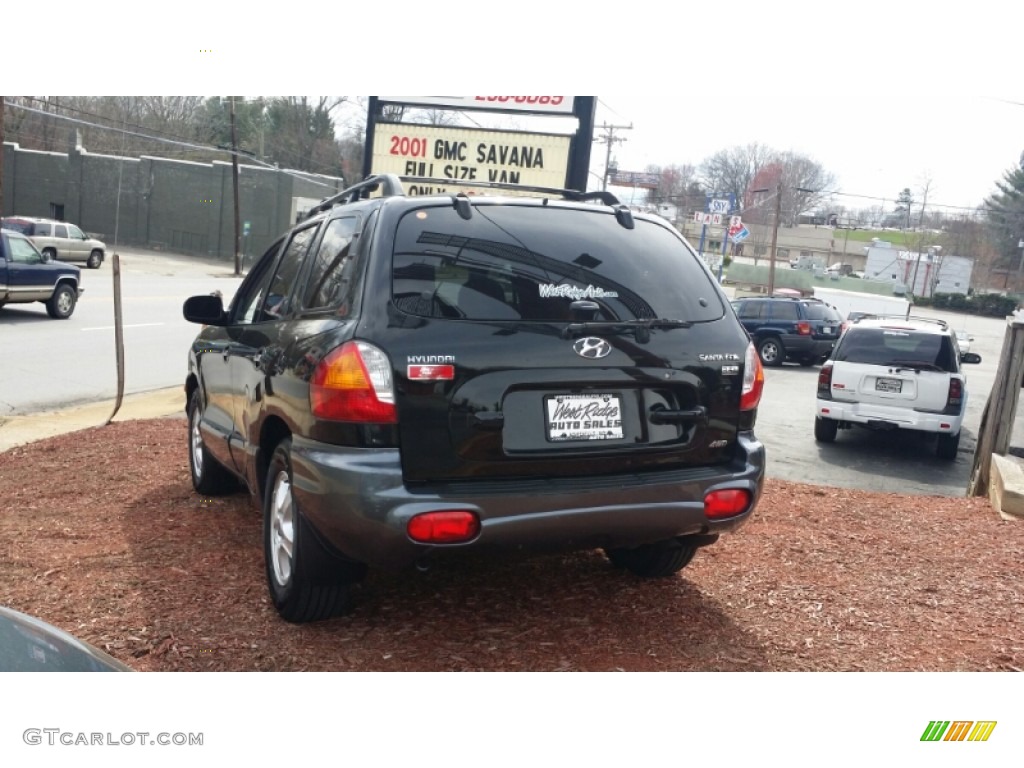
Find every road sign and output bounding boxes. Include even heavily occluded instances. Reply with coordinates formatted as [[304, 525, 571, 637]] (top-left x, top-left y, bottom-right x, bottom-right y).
[[708, 198, 731, 215], [731, 226, 750, 243], [693, 212, 723, 225], [730, 215, 742, 228]]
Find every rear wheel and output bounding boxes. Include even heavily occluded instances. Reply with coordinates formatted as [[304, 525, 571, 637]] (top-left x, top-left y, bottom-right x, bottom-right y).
[[87, 250, 103, 269], [757, 336, 784, 367], [45, 283, 77, 319], [605, 538, 698, 578], [936, 431, 960, 460], [187, 389, 237, 494], [264, 438, 366, 623], [814, 416, 838, 442]]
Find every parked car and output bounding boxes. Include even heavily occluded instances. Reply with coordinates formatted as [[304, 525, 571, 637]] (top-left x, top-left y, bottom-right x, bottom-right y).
[[1, 216, 106, 268], [0, 229, 83, 318], [731, 295, 842, 367], [182, 174, 767, 623], [0, 605, 131, 671], [814, 316, 982, 459], [955, 329, 973, 354]]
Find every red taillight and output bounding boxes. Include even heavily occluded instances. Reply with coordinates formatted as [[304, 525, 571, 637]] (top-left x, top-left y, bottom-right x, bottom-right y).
[[817, 363, 834, 395], [947, 378, 963, 409], [311, 341, 396, 423], [740, 342, 764, 411], [407, 511, 480, 543], [704, 489, 751, 519], [796, 321, 811, 335]]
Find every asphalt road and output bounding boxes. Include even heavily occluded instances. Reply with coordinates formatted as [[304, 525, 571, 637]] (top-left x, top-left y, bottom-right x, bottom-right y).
[[2, 252, 1018, 497], [0, 248, 244, 416], [753, 303, 1009, 497]]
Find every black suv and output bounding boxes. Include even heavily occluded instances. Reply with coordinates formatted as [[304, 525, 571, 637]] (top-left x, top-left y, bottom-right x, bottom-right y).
[[183, 175, 767, 622], [731, 296, 841, 367]]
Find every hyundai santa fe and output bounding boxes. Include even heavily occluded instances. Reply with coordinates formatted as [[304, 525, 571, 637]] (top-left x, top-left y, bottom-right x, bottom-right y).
[[182, 175, 767, 622]]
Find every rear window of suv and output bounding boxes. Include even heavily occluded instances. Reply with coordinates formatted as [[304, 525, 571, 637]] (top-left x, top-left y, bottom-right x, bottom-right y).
[[391, 204, 725, 323], [834, 328, 958, 372]]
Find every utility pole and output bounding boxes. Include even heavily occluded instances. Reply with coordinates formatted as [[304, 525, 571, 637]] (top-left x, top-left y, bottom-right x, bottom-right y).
[[0, 96, 5, 217], [593, 123, 632, 190], [230, 97, 242, 276], [767, 182, 783, 296]]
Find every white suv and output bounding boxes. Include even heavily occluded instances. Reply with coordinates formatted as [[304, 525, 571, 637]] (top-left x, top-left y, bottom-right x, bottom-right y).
[[814, 316, 982, 459]]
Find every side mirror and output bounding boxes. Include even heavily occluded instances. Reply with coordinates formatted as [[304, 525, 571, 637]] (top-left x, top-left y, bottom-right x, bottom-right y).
[[960, 352, 982, 365], [40, 251, 51, 264], [183, 294, 227, 326]]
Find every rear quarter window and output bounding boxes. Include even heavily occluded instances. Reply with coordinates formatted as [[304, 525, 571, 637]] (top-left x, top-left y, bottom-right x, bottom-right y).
[[391, 204, 726, 322]]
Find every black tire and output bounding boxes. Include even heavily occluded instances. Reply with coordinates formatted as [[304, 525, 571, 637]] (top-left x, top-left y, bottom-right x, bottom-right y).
[[605, 538, 698, 578], [45, 283, 77, 319], [936, 431, 960, 460], [187, 389, 237, 495], [814, 416, 838, 443], [87, 250, 103, 269], [264, 438, 366, 623], [757, 336, 784, 367]]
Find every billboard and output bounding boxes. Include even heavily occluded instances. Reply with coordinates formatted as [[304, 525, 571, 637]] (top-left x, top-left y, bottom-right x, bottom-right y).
[[371, 123, 573, 195]]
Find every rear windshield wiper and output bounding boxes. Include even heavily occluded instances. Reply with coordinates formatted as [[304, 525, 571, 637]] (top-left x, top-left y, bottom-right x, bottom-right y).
[[886, 360, 945, 373], [561, 318, 693, 342]]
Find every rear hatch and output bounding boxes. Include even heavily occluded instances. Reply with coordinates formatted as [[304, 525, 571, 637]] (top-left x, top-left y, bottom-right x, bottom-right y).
[[374, 200, 753, 483], [803, 302, 841, 340], [829, 327, 956, 411]]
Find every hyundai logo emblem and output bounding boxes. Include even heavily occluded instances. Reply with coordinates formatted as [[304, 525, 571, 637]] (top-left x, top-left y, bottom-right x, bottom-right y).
[[573, 337, 612, 359]]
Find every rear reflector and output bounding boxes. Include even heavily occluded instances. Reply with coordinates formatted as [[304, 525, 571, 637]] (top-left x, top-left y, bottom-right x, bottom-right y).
[[408, 364, 454, 381], [704, 489, 751, 519], [407, 511, 480, 544]]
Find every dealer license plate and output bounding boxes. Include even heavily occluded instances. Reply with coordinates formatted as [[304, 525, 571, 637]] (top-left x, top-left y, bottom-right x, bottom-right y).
[[545, 393, 623, 442], [875, 377, 903, 393]]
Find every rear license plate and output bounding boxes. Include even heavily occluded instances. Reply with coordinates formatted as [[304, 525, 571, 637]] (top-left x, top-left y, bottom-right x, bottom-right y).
[[822, 327, 832, 335], [545, 393, 623, 442], [875, 377, 902, 393]]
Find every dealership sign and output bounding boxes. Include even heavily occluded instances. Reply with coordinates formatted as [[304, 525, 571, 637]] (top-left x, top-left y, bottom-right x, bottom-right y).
[[379, 96, 575, 115], [371, 123, 572, 195]]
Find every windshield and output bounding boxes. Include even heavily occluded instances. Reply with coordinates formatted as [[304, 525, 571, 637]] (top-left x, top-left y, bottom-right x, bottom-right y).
[[392, 203, 725, 322]]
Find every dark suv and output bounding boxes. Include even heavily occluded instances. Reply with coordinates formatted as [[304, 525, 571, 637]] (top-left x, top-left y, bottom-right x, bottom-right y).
[[731, 296, 841, 367], [183, 175, 767, 622]]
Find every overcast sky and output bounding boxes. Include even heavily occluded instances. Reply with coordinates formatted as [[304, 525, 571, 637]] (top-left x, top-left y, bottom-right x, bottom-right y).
[[18, 1, 1023, 217]]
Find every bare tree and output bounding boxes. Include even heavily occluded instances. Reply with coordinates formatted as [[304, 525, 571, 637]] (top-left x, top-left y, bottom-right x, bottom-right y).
[[699, 142, 776, 210]]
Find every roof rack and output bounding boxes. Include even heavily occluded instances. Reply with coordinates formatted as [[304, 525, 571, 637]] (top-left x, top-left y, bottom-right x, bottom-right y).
[[304, 174, 405, 219], [398, 176, 622, 205], [862, 314, 948, 330]]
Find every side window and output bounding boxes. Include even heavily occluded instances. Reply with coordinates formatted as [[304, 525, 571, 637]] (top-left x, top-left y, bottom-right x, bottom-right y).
[[232, 239, 284, 325], [301, 217, 360, 313], [736, 301, 764, 320], [67, 224, 86, 239], [33, 222, 51, 236], [6, 236, 43, 264], [770, 301, 798, 321], [54, 224, 69, 239], [262, 224, 319, 320]]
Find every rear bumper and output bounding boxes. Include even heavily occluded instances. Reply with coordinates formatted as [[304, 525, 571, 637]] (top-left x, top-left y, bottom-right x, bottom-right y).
[[816, 398, 964, 433], [289, 432, 766, 570], [782, 335, 834, 359]]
